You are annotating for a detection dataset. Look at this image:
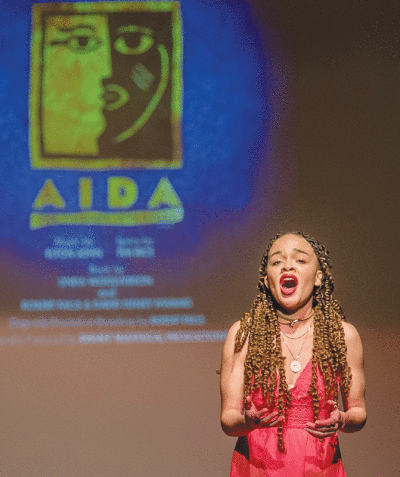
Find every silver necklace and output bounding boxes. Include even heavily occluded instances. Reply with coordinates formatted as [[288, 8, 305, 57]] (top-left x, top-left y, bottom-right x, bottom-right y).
[[281, 323, 312, 340], [281, 327, 310, 373], [278, 310, 314, 328]]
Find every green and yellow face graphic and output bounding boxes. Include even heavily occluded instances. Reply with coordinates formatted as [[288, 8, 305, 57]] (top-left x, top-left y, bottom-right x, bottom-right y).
[[30, 2, 182, 169], [42, 14, 111, 156]]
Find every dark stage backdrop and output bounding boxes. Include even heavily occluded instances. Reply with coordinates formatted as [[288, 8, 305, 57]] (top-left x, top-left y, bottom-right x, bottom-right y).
[[0, 0, 398, 475]]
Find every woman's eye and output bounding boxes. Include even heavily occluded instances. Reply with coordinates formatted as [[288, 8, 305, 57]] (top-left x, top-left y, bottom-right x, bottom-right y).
[[50, 30, 102, 54], [272, 260, 281, 266], [114, 33, 154, 55], [66, 34, 101, 53], [297, 259, 306, 264]]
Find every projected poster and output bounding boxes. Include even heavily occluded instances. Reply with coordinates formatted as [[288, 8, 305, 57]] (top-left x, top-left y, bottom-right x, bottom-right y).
[[0, 0, 273, 345]]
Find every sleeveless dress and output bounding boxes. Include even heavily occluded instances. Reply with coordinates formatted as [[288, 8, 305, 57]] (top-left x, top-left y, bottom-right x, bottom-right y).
[[230, 360, 347, 476]]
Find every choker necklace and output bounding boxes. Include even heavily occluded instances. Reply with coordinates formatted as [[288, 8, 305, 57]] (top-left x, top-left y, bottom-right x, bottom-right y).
[[281, 323, 312, 340], [281, 326, 310, 373], [278, 310, 314, 328]]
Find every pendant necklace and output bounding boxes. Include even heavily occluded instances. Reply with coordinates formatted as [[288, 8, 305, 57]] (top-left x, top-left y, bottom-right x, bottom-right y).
[[278, 310, 314, 328], [281, 323, 312, 340], [281, 326, 311, 373]]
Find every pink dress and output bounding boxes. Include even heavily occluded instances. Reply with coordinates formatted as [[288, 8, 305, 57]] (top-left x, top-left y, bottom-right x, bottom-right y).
[[230, 360, 347, 476]]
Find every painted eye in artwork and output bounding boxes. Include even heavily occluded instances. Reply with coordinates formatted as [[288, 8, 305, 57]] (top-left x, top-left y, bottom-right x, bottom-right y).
[[114, 25, 155, 55], [50, 27, 102, 54], [66, 33, 101, 53]]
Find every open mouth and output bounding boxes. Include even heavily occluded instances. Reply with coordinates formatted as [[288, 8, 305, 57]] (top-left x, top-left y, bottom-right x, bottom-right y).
[[280, 274, 298, 295], [103, 85, 130, 111]]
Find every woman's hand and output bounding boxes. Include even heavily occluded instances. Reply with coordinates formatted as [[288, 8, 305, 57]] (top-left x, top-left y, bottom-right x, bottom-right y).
[[305, 400, 346, 438], [245, 396, 285, 430]]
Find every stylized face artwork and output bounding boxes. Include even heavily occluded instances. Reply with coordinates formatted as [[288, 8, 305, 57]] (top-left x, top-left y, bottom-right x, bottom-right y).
[[98, 11, 173, 160], [31, 4, 182, 169], [42, 14, 112, 156]]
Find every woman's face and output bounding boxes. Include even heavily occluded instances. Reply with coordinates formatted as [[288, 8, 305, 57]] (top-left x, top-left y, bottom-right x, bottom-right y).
[[264, 234, 323, 314], [42, 14, 112, 155]]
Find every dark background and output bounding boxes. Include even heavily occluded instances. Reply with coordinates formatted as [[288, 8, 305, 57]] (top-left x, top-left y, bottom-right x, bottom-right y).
[[0, 1, 399, 475]]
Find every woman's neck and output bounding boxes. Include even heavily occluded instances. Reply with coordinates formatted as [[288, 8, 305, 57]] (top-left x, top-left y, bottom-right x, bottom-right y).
[[276, 305, 314, 327]]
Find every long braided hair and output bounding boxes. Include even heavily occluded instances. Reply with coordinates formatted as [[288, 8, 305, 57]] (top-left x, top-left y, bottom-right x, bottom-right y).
[[234, 231, 352, 453]]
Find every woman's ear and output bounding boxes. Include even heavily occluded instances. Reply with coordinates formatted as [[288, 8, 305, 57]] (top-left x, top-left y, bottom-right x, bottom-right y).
[[264, 275, 269, 289], [314, 270, 323, 287]]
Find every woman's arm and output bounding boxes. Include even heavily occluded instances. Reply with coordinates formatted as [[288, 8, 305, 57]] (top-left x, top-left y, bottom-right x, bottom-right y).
[[338, 322, 367, 433], [220, 321, 250, 436], [220, 321, 284, 436], [306, 322, 367, 437]]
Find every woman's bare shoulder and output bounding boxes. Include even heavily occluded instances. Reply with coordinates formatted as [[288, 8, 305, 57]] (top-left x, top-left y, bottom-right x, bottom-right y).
[[342, 321, 364, 365], [222, 320, 247, 360], [227, 320, 241, 336], [223, 320, 241, 350], [342, 321, 362, 342]]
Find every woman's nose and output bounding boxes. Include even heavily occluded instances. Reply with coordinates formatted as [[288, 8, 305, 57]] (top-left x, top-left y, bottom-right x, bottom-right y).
[[282, 261, 295, 271]]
